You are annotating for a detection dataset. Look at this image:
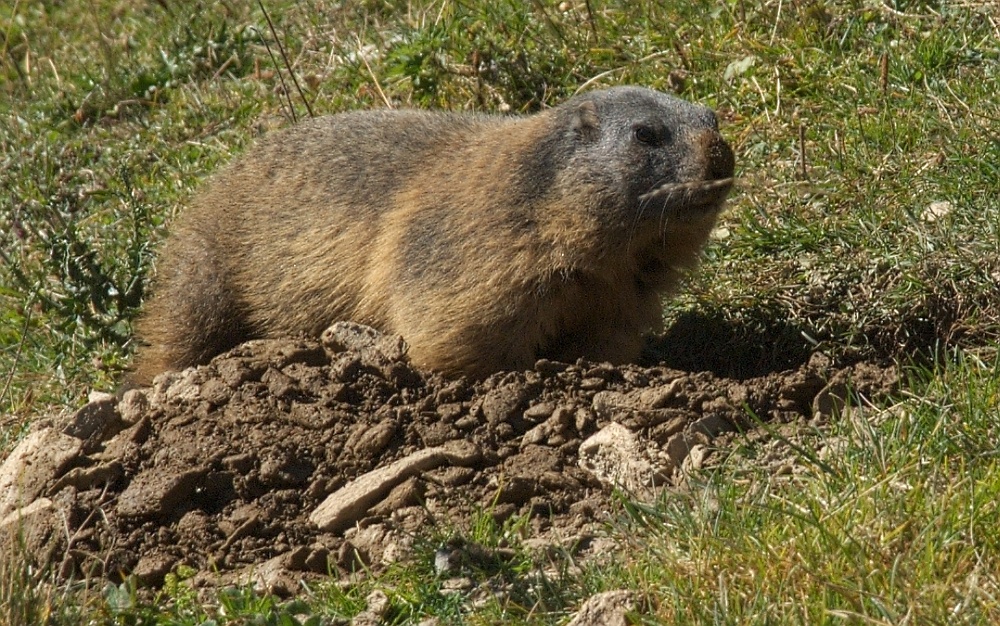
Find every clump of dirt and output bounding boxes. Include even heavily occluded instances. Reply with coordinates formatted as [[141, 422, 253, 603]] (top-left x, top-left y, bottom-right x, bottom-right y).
[[0, 323, 896, 595]]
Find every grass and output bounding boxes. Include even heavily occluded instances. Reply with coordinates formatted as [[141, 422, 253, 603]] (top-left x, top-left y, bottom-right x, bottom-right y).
[[2, 0, 999, 623], [624, 352, 1000, 623]]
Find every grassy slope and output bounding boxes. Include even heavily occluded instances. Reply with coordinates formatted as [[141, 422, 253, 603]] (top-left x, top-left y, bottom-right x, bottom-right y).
[[1, 0, 999, 623]]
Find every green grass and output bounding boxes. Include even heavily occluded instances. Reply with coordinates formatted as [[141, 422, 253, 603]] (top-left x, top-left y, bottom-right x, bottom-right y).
[[2, 0, 999, 623], [620, 352, 1000, 623]]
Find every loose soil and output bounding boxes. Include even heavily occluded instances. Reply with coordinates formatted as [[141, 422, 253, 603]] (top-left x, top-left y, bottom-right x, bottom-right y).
[[1, 323, 896, 596]]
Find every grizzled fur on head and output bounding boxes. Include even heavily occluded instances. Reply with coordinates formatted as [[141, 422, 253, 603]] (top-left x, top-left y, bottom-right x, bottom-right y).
[[130, 86, 735, 386], [550, 87, 735, 232]]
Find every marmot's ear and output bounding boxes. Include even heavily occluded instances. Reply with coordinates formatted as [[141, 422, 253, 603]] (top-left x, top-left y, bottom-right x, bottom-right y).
[[571, 101, 600, 142]]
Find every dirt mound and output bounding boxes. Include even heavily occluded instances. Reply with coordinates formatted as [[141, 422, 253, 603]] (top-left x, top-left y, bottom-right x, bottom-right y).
[[0, 323, 896, 595]]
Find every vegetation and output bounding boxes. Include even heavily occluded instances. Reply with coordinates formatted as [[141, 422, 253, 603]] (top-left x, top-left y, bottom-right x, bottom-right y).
[[2, 0, 998, 623]]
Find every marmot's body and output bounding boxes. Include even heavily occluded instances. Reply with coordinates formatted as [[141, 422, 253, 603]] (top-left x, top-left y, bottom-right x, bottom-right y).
[[131, 87, 734, 385]]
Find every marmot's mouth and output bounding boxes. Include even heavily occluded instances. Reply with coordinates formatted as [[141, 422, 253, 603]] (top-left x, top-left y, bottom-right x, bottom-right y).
[[639, 177, 735, 211]]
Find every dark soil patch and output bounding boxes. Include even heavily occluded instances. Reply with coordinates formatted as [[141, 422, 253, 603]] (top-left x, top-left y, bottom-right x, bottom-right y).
[[0, 324, 896, 596]]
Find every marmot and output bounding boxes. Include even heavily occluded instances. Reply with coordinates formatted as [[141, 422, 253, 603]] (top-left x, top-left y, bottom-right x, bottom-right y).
[[130, 86, 735, 385]]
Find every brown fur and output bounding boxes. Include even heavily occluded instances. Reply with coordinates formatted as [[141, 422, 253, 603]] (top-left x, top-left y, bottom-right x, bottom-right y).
[[130, 87, 735, 385]]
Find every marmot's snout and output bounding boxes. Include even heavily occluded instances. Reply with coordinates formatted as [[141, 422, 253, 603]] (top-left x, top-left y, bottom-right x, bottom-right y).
[[707, 132, 736, 182], [682, 126, 735, 184], [638, 126, 735, 210]]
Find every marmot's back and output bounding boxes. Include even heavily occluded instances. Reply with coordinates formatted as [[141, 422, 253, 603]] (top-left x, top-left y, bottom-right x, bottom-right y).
[[130, 87, 734, 386]]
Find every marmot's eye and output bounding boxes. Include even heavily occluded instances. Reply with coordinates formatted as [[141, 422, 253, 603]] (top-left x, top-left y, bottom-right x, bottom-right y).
[[633, 125, 661, 146]]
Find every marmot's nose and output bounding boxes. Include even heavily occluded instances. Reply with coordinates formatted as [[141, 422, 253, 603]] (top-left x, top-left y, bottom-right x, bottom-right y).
[[707, 133, 735, 181]]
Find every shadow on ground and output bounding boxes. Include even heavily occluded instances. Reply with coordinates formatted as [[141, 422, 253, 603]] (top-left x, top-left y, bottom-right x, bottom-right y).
[[646, 308, 814, 379]]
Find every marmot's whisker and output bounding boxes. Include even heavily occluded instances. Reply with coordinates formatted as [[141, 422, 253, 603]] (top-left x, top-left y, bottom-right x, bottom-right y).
[[639, 177, 736, 202]]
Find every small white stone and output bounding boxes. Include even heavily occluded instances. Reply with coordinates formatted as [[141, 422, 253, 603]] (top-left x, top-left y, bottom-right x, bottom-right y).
[[578, 423, 671, 499], [922, 200, 952, 222], [310, 441, 480, 532]]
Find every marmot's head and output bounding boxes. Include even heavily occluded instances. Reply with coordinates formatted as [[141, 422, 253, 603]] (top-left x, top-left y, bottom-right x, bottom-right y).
[[553, 86, 735, 236]]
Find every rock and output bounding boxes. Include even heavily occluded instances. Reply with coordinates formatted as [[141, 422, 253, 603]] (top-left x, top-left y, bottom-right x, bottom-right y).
[[311, 441, 481, 532], [637, 379, 684, 408], [352, 589, 390, 626], [48, 461, 123, 495], [0, 497, 65, 568], [689, 414, 736, 438], [577, 423, 672, 498], [97, 417, 152, 461], [521, 406, 573, 446], [481, 381, 537, 424], [533, 358, 569, 375], [594, 387, 698, 431], [0, 428, 83, 520], [215, 358, 261, 388], [133, 552, 177, 586], [664, 431, 709, 467], [584, 363, 620, 381], [117, 389, 151, 424], [682, 444, 710, 472], [335, 540, 369, 571], [199, 377, 233, 406], [159, 368, 206, 403], [649, 415, 688, 444], [591, 391, 634, 419], [302, 546, 332, 573], [439, 576, 474, 595], [322, 323, 418, 385], [232, 552, 301, 597], [322, 322, 408, 363], [369, 477, 424, 516], [574, 407, 596, 432], [566, 589, 638, 626], [346, 419, 397, 458], [221, 338, 328, 372], [812, 381, 850, 419], [64, 392, 124, 443], [0, 496, 54, 529], [116, 466, 209, 519], [262, 367, 298, 398], [487, 474, 537, 505], [523, 401, 555, 421], [281, 545, 312, 570], [344, 523, 400, 567]]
